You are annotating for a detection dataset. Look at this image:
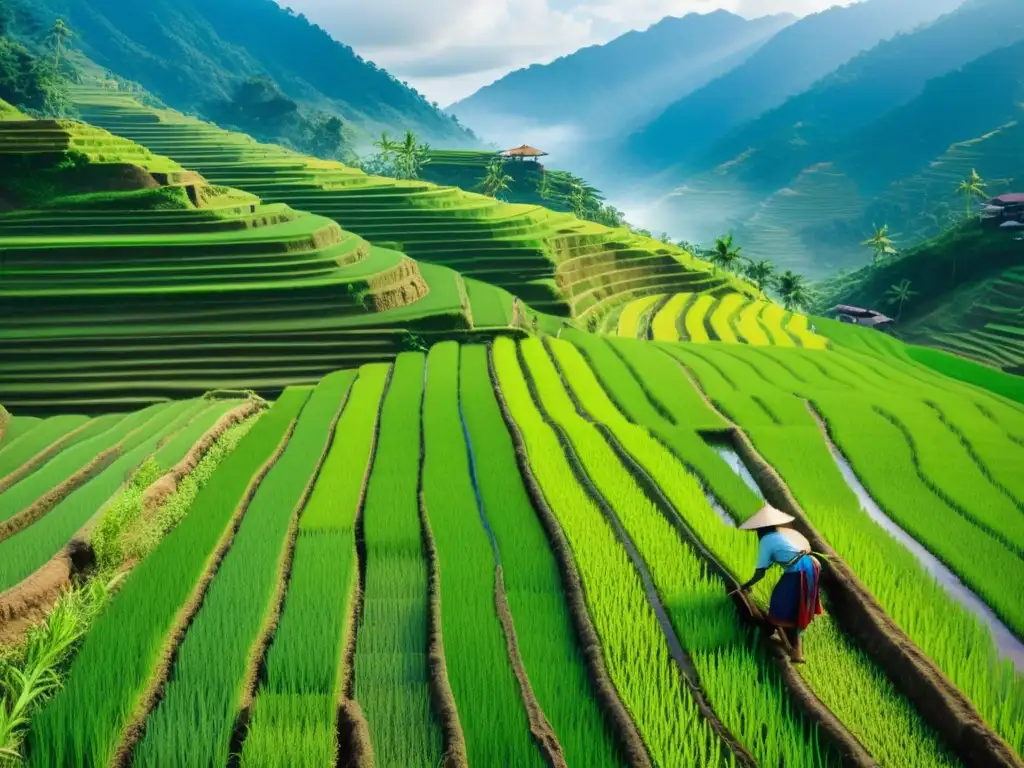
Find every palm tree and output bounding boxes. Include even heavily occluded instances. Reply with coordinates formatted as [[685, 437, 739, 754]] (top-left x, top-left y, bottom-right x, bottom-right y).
[[479, 158, 513, 199], [567, 183, 588, 219], [373, 131, 400, 165], [742, 258, 777, 296], [956, 169, 987, 219], [777, 270, 812, 312], [395, 130, 430, 180], [861, 224, 897, 264], [710, 234, 742, 274], [886, 279, 917, 321], [50, 18, 72, 70]]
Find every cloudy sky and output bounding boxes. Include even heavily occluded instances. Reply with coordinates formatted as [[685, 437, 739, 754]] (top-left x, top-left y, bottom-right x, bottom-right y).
[[282, 0, 857, 105]]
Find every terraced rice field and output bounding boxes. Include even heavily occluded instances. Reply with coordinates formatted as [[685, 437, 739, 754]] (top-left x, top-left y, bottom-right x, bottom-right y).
[[4, 332, 1024, 768], [615, 291, 828, 348], [67, 88, 750, 321], [0, 117, 528, 412]]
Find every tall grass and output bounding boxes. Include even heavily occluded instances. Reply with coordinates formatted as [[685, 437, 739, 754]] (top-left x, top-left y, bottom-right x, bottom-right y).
[[549, 338, 958, 767], [532, 338, 829, 767], [459, 344, 621, 766], [0, 400, 202, 591], [24, 389, 311, 767], [133, 374, 353, 766], [492, 336, 724, 768], [422, 341, 544, 765], [353, 352, 444, 767], [668, 342, 1024, 756], [240, 364, 390, 767]]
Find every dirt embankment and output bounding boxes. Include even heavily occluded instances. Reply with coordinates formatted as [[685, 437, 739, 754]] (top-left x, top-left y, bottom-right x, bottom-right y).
[[0, 402, 263, 648], [487, 347, 652, 768], [0, 420, 97, 495], [0, 448, 120, 544], [113, 422, 297, 767], [493, 566, 566, 768], [0, 406, 10, 443], [725, 426, 1023, 768]]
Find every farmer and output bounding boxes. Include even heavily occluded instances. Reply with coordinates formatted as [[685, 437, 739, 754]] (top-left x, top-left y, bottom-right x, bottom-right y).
[[736, 504, 822, 663]]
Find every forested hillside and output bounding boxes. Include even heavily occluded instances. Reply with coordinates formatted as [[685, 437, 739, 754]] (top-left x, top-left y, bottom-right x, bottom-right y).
[[620, 0, 962, 175], [2, 0, 477, 147]]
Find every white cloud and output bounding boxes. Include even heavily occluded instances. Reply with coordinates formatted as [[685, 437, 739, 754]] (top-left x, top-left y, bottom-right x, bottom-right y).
[[281, 0, 855, 103]]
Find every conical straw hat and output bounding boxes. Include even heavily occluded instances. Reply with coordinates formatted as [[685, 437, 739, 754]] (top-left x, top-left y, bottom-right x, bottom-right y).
[[739, 504, 795, 530]]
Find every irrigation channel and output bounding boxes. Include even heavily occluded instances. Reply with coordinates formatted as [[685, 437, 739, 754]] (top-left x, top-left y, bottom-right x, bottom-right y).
[[708, 427, 1024, 671]]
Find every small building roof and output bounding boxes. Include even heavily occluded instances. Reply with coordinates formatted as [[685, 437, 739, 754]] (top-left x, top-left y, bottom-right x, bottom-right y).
[[1000, 220, 1024, 228], [862, 314, 894, 326], [989, 193, 1024, 205], [500, 144, 548, 158], [832, 304, 877, 317]]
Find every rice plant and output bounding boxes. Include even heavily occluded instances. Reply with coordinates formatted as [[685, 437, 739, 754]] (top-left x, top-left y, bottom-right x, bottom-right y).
[[353, 352, 444, 767], [679, 343, 1024, 756], [240, 364, 390, 767], [0, 400, 201, 591], [421, 341, 545, 765], [23, 388, 310, 767], [459, 343, 620, 767], [492, 337, 725, 768], [529, 338, 826, 767], [133, 374, 353, 766], [0, 414, 90, 480]]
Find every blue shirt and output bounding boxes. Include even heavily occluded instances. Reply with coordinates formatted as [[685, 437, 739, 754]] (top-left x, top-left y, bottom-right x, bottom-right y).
[[756, 529, 811, 573]]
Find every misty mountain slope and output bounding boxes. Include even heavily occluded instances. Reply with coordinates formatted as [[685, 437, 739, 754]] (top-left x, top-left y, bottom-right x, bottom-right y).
[[447, 10, 793, 147], [13, 0, 475, 145], [622, 0, 965, 177], [646, 38, 1024, 280], [692, 0, 1024, 192]]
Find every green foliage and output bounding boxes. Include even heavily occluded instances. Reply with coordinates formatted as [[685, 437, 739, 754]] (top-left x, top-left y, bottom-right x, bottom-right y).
[[0, 414, 89, 479], [422, 343, 545, 765], [24, 389, 310, 767], [240, 365, 387, 767], [135, 375, 351, 766], [207, 76, 355, 162], [493, 336, 727, 767], [709, 234, 742, 274], [459, 345, 620, 764], [353, 353, 443, 766], [776, 270, 813, 312], [0, 576, 117, 762], [0, 36, 69, 116]]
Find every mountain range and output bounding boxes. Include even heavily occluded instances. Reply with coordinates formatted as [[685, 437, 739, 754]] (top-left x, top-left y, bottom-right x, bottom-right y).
[[5, 0, 477, 146], [447, 10, 794, 155]]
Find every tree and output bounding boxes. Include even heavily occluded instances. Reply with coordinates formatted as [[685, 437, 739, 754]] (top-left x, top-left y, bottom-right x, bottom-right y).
[[885, 279, 917, 321], [742, 258, 777, 296], [777, 270, 813, 312], [709, 234, 742, 274], [373, 131, 399, 162], [479, 158, 513, 199], [49, 18, 72, 71], [308, 115, 346, 158], [861, 224, 897, 264], [956, 169, 987, 219], [394, 130, 430, 180], [567, 183, 588, 219]]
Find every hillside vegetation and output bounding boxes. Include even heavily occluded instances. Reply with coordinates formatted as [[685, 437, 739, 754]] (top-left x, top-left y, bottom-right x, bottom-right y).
[[69, 87, 750, 322], [3, 0, 476, 147], [620, 0, 962, 176], [0, 113, 528, 411], [817, 222, 1024, 373]]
